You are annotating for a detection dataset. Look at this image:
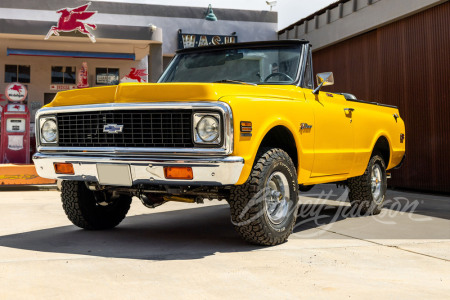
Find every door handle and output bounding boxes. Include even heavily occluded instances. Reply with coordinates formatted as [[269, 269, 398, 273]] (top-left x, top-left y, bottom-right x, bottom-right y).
[[393, 113, 399, 122], [344, 108, 355, 112]]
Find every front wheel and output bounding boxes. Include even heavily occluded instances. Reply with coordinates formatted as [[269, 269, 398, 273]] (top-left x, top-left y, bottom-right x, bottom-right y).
[[61, 181, 132, 230], [229, 148, 299, 246], [347, 154, 387, 215]]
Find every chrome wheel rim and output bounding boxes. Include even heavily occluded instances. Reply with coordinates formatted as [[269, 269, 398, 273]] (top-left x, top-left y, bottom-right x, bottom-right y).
[[371, 164, 383, 203], [265, 171, 290, 225]]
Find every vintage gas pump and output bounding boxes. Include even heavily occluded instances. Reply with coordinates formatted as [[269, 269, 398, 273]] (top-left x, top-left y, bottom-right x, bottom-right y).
[[0, 83, 30, 164]]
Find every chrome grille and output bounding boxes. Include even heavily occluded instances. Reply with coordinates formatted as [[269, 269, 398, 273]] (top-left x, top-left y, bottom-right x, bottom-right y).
[[57, 110, 194, 148]]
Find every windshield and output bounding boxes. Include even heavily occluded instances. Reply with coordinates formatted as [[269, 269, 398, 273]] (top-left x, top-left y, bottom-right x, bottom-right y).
[[159, 45, 303, 85]]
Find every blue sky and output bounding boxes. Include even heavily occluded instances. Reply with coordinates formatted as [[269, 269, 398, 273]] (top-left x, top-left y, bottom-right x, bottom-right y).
[[92, 0, 337, 29]]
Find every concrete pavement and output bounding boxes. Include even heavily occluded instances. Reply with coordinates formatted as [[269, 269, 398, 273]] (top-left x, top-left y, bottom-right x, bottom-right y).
[[0, 185, 449, 299]]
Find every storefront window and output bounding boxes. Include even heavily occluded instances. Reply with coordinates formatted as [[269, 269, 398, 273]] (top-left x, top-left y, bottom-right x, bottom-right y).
[[96, 68, 119, 85], [5, 65, 31, 83], [51, 66, 76, 84]]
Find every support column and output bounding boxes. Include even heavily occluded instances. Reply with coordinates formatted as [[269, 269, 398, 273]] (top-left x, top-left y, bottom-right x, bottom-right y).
[[148, 43, 163, 83]]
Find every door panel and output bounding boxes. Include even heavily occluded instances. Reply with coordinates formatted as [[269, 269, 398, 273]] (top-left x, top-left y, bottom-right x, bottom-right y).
[[306, 91, 355, 176], [294, 88, 316, 182]]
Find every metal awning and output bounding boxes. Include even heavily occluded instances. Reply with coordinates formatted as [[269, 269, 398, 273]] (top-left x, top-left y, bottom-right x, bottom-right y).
[[7, 49, 135, 60]]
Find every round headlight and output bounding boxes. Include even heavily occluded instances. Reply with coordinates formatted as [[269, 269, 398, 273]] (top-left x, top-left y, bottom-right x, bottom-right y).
[[197, 116, 219, 142], [41, 119, 57, 143]]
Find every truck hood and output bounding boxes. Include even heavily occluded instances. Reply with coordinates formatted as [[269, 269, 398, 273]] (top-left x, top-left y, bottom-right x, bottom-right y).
[[46, 82, 298, 107]]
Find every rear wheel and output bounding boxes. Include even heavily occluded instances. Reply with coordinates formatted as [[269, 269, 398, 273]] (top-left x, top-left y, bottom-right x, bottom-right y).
[[61, 181, 132, 230], [347, 154, 387, 215], [229, 148, 299, 246]]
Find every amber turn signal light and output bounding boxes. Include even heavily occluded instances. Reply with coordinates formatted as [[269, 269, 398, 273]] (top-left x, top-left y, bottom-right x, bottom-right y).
[[240, 121, 252, 137], [164, 167, 193, 180], [240, 121, 252, 132], [54, 163, 75, 175]]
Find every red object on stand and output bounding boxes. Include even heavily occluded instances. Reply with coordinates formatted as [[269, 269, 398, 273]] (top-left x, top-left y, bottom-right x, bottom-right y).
[[0, 103, 31, 164], [77, 62, 89, 88]]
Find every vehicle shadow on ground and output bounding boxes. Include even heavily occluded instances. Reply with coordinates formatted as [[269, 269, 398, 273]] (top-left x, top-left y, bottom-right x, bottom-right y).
[[0, 201, 354, 261], [293, 185, 450, 239], [0, 186, 448, 261], [0, 204, 247, 261]]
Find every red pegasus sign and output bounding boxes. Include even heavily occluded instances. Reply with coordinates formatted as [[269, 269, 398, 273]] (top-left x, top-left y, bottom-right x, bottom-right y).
[[10, 85, 24, 95], [5, 83, 27, 102], [45, 2, 97, 43], [123, 68, 148, 83]]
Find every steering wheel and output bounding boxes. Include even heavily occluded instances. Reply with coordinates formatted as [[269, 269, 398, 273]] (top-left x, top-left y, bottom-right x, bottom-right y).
[[264, 72, 294, 82]]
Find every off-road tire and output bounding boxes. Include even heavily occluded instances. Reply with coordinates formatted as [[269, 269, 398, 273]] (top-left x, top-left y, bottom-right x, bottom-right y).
[[347, 154, 387, 215], [229, 148, 299, 246], [61, 181, 132, 230]]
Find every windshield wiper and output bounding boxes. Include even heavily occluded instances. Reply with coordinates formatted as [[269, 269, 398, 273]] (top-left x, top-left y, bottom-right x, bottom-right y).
[[213, 79, 257, 86]]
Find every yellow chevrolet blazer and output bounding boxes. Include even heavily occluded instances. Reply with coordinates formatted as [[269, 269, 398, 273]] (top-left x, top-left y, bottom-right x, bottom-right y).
[[34, 40, 405, 245]]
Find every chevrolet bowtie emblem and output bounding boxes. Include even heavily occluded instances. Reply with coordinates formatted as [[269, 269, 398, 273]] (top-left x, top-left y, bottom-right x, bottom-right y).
[[103, 124, 124, 134]]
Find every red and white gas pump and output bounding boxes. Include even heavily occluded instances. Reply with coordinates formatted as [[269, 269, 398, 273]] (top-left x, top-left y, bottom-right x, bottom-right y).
[[0, 83, 30, 164]]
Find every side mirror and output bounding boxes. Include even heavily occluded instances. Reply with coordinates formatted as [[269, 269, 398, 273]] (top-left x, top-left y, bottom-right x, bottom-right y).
[[313, 72, 334, 94]]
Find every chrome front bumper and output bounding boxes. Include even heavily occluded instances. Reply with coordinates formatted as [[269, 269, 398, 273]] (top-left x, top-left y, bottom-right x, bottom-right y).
[[33, 153, 245, 186]]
